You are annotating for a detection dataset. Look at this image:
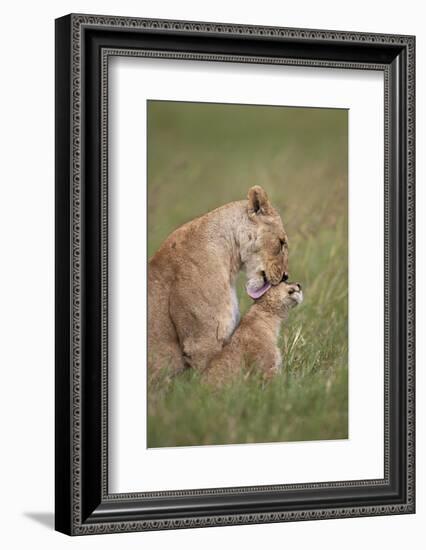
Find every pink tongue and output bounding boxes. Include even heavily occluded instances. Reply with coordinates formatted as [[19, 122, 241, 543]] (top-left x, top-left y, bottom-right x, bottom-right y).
[[246, 281, 272, 299]]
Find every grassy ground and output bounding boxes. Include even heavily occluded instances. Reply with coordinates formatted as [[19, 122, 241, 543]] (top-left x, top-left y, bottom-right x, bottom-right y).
[[147, 101, 348, 447]]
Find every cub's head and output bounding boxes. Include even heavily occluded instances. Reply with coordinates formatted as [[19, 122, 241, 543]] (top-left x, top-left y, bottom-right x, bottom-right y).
[[241, 186, 289, 299], [255, 281, 303, 317]]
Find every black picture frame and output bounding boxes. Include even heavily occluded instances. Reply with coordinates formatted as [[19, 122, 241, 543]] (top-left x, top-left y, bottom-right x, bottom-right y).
[[55, 13, 415, 535]]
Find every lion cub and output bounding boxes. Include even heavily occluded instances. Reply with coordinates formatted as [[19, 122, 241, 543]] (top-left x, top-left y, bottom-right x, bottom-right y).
[[204, 281, 303, 386]]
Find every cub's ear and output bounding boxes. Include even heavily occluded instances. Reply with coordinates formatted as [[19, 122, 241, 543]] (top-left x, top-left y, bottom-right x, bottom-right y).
[[247, 186, 272, 216]]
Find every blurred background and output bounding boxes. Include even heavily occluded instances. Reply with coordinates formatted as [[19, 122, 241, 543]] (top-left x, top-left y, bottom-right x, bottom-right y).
[[147, 100, 348, 447]]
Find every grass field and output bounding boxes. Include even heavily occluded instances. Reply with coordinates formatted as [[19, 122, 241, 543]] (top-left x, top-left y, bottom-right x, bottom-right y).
[[147, 101, 348, 447]]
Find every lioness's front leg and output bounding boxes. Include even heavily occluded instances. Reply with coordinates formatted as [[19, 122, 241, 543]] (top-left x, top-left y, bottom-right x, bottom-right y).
[[180, 333, 225, 372], [170, 295, 236, 371], [178, 310, 235, 371]]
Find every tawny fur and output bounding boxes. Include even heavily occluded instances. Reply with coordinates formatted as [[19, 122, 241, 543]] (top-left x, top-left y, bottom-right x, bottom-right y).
[[203, 282, 303, 386], [148, 186, 288, 379]]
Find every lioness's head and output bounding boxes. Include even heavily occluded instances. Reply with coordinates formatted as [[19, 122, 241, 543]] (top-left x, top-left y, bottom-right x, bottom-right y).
[[242, 186, 289, 299], [255, 281, 303, 317]]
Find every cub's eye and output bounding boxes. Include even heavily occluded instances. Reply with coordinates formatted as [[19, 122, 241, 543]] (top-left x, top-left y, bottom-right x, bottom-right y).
[[279, 238, 287, 248]]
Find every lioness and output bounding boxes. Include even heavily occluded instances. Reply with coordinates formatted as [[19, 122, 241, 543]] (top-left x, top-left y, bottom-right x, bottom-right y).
[[204, 281, 303, 386], [148, 186, 289, 376]]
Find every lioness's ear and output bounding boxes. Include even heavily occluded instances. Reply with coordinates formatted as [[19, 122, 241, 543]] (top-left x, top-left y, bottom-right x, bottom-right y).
[[247, 186, 271, 216]]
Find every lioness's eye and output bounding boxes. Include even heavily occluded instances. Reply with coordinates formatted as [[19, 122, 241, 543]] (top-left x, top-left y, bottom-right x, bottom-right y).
[[279, 238, 287, 248]]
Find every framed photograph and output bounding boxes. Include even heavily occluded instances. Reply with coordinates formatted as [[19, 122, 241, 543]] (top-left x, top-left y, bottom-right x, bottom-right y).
[[55, 14, 415, 535]]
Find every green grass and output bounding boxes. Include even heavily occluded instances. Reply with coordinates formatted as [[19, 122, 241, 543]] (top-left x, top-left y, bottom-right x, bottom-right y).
[[147, 101, 348, 447]]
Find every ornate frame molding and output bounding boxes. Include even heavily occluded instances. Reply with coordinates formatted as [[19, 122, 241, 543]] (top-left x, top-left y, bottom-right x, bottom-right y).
[[55, 14, 415, 535]]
